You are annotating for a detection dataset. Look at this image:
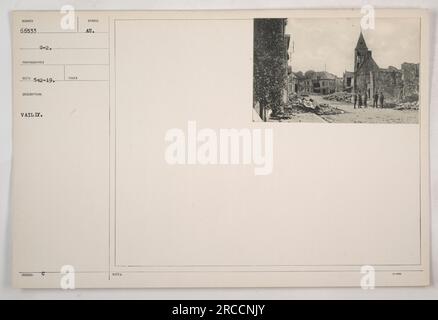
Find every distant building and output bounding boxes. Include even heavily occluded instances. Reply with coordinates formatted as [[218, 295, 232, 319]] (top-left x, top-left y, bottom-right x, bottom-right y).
[[312, 71, 337, 94], [292, 71, 339, 95]]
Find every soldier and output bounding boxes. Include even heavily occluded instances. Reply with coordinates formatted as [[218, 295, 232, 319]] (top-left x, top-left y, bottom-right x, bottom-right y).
[[379, 92, 385, 108], [373, 91, 379, 108], [358, 91, 362, 108], [363, 92, 368, 108]]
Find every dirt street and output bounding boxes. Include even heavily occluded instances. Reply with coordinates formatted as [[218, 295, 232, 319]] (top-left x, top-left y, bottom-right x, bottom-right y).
[[310, 95, 418, 124]]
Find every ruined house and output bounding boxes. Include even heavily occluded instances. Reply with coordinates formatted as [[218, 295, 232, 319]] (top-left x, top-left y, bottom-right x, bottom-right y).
[[335, 77, 344, 92], [401, 62, 420, 100], [253, 18, 290, 120], [296, 74, 312, 94], [343, 71, 354, 92], [353, 31, 419, 102]]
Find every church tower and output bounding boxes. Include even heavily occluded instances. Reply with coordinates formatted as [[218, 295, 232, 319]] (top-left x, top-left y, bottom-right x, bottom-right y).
[[354, 31, 369, 73], [353, 31, 372, 94]]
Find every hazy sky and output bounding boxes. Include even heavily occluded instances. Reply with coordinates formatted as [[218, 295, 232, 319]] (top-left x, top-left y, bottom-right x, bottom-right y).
[[286, 18, 420, 77]]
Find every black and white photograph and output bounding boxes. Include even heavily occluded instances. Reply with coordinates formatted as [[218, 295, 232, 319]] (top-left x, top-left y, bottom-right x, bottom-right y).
[[253, 18, 421, 123]]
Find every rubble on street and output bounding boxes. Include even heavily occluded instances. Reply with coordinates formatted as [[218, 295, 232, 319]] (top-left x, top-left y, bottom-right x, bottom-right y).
[[394, 101, 420, 111], [322, 92, 353, 103], [314, 103, 345, 115], [268, 94, 344, 121]]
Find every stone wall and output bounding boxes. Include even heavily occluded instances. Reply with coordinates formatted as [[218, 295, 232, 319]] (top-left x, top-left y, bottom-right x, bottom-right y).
[[376, 68, 404, 102]]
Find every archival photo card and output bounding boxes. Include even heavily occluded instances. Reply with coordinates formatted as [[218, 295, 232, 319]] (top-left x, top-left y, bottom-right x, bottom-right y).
[[11, 9, 429, 288]]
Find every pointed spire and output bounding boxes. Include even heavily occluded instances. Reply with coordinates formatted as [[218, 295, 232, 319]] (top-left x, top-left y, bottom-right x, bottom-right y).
[[355, 30, 368, 50]]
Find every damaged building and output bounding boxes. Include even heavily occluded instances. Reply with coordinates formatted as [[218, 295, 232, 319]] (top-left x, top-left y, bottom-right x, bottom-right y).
[[291, 71, 341, 95], [311, 71, 338, 95], [352, 31, 419, 102], [253, 18, 290, 121], [342, 71, 354, 92]]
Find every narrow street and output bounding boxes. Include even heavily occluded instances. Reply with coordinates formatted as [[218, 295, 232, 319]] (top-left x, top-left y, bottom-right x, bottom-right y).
[[309, 95, 419, 124]]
